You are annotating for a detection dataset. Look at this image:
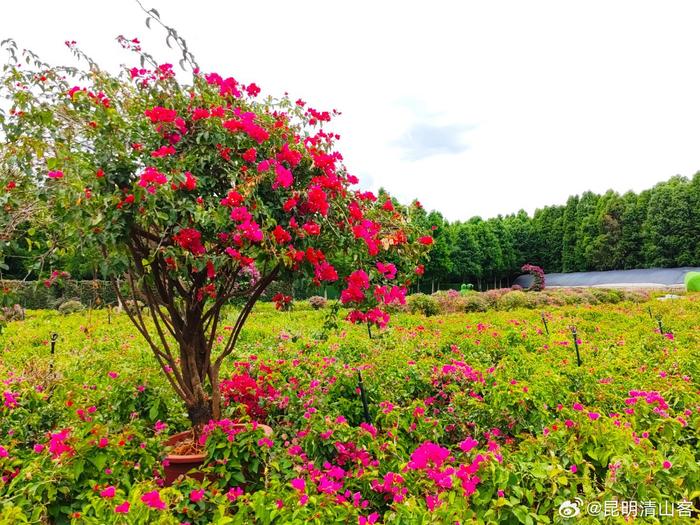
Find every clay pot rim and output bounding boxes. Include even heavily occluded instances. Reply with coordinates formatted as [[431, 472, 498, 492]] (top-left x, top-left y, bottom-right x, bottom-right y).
[[164, 423, 273, 462]]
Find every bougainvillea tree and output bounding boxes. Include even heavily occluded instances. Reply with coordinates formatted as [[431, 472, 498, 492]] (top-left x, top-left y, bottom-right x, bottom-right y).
[[0, 36, 430, 428], [521, 263, 545, 292]]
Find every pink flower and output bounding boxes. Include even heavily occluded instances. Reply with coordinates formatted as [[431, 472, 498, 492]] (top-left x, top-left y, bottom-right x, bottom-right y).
[[190, 489, 205, 503], [564, 419, 574, 428], [570, 465, 577, 473], [425, 493, 441, 511], [359, 422, 377, 438], [408, 442, 451, 470], [100, 486, 116, 499], [0, 446, 8, 458], [141, 490, 166, 510], [257, 437, 274, 448], [376, 262, 397, 280], [290, 478, 306, 492], [459, 437, 478, 453], [33, 444, 45, 453], [273, 164, 293, 189], [588, 412, 600, 421], [3, 392, 18, 409], [226, 487, 244, 501], [663, 461, 672, 470], [98, 438, 108, 448], [114, 501, 130, 514], [47, 170, 64, 179], [572, 403, 583, 411], [154, 421, 167, 433], [359, 513, 379, 525]]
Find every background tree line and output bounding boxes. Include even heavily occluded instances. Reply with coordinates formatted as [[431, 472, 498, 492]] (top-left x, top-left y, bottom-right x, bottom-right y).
[[3, 173, 700, 292], [411, 173, 700, 291]]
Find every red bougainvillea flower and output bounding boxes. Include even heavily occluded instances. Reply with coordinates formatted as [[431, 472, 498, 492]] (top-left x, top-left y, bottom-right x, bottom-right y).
[[418, 236, 434, 246], [138, 166, 168, 194], [150, 145, 176, 158], [173, 228, 206, 255]]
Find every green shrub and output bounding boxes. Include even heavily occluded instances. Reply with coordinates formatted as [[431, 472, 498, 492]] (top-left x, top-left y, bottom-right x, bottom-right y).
[[496, 290, 534, 310], [58, 300, 84, 314], [462, 293, 489, 312], [685, 271, 700, 292], [408, 293, 440, 316]]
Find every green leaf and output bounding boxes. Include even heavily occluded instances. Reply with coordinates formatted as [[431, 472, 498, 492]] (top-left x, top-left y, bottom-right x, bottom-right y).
[[88, 452, 108, 471]]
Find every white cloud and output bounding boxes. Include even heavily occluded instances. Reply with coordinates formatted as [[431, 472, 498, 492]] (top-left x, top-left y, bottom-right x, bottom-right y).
[[3, 0, 700, 220]]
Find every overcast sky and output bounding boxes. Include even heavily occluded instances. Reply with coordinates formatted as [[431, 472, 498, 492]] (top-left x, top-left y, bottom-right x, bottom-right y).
[[3, 1, 700, 221]]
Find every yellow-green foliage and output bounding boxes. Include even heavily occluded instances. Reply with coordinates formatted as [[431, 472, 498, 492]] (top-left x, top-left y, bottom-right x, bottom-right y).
[[1, 297, 699, 523]]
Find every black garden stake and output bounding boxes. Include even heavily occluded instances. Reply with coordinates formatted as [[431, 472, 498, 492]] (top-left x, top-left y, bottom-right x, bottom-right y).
[[49, 332, 58, 373], [540, 311, 549, 335], [570, 326, 582, 367]]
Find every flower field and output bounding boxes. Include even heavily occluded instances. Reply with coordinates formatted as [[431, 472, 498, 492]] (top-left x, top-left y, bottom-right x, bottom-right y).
[[1, 296, 699, 524]]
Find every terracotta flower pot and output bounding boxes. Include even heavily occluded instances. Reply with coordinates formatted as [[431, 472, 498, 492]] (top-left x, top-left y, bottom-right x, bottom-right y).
[[162, 423, 273, 486]]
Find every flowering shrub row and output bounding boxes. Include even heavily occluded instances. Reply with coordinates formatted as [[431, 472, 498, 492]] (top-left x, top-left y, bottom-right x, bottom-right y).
[[409, 287, 652, 315], [0, 296, 697, 522]]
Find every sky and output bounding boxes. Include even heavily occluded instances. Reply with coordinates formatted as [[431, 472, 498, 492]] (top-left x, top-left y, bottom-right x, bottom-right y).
[[3, 1, 700, 221]]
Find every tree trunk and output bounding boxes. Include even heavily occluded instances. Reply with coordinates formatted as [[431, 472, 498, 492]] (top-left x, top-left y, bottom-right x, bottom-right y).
[[187, 397, 214, 429]]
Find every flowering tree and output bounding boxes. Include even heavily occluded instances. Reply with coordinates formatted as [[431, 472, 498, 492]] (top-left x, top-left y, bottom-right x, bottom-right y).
[[0, 36, 430, 428], [521, 263, 545, 292]]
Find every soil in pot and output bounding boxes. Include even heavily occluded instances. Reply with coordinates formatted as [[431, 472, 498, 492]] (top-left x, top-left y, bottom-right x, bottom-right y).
[[162, 424, 273, 487]]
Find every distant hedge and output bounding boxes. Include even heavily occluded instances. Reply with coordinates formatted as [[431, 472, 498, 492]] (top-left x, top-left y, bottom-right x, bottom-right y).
[[2, 279, 311, 309], [685, 272, 700, 292], [1, 280, 118, 309]]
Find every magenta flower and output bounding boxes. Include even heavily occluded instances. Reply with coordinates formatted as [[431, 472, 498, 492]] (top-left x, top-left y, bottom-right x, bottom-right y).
[[588, 412, 600, 421], [407, 442, 451, 470], [0, 446, 8, 458], [3, 391, 18, 409], [459, 437, 478, 453], [290, 478, 306, 492], [359, 513, 379, 525], [141, 490, 166, 510], [257, 437, 274, 448], [663, 461, 672, 469], [190, 489, 205, 503], [359, 422, 377, 438], [47, 170, 64, 179], [572, 402, 583, 411], [226, 487, 244, 501], [570, 465, 578, 473], [114, 501, 130, 514], [100, 486, 116, 499]]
